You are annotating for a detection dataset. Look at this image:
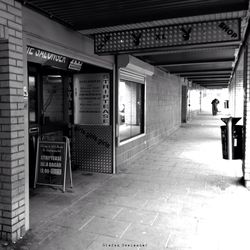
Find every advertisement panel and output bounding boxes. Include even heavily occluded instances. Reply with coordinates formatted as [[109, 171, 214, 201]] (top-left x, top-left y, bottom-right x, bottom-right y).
[[74, 73, 110, 125]]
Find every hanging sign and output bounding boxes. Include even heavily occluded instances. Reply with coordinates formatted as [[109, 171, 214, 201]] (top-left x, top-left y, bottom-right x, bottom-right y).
[[74, 73, 110, 125], [27, 46, 83, 71], [94, 18, 240, 54], [68, 59, 83, 71]]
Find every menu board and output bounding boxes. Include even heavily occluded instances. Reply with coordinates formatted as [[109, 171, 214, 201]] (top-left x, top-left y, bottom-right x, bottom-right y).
[[36, 141, 66, 186], [74, 73, 110, 125]]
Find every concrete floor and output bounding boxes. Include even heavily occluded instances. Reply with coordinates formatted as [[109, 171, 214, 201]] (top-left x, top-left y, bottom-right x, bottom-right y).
[[2, 112, 250, 250]]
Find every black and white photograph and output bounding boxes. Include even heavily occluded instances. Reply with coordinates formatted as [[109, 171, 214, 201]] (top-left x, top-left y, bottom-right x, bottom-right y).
[[1, 0, 250, 249]]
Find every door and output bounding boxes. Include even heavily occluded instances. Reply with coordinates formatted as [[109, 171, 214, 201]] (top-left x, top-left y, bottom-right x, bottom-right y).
[[28, 64, 40, 187], [28, 64, 73, 186]]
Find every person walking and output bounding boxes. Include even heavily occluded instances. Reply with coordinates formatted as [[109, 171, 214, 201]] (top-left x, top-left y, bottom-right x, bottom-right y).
[[211, 98, 219, 115]]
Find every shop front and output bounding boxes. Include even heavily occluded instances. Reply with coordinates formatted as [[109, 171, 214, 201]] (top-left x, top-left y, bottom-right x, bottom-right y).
[[19, 5, 116, 237], [26, 45, 114, 189]]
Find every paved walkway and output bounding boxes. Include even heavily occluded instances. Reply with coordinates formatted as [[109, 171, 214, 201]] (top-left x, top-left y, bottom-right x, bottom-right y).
[[2, 113, 250, 250]]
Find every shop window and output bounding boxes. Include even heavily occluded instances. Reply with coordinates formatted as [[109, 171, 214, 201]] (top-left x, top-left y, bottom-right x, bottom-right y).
[[119, 78, 145, 142]]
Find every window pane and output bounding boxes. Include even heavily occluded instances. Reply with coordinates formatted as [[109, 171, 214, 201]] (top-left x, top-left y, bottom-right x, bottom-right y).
[[43, 75, 63, 123], [119, 79, 144, 141], [28, 76, 37, 123]]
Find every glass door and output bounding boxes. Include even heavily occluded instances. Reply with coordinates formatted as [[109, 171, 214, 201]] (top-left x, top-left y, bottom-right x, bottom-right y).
[[40, 68, 72, 139]]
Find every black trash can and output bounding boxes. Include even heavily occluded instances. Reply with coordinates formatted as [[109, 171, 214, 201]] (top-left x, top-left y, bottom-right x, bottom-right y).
[[221, 117, 243, 160]]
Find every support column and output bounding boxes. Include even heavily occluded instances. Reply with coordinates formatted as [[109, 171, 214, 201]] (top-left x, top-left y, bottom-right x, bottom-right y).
[[243, 38, 250, 188], [0, 0, 25, 242]]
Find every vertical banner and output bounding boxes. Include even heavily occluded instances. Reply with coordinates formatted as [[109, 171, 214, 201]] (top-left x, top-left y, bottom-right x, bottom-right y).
[[74, 73, 110, 125]]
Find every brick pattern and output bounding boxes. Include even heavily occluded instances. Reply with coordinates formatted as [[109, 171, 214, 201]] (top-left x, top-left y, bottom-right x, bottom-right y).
[[229, 61, 244, 117], [229, 74, 236, 115], [235, 67, 244, 117], [243, 37, 250, 188], [0, 0, 25, 242], [188, 83, 201, 120], [117, 69, 182, 168]]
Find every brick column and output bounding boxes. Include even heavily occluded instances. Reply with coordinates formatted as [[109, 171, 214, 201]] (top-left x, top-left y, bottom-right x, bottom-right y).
[[0, 0, 25, 242], [234, 60, 244, 118], [243, 35, 250, 188]]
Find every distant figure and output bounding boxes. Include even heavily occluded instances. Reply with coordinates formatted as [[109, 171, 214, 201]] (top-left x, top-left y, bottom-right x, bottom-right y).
[[211, 98, 219, 115]]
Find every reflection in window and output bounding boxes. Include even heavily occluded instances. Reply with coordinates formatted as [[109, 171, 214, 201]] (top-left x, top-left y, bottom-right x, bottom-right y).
[[28, 76, 37, 124], [42, 75, 63, 123], [119, 79, 144, 141]]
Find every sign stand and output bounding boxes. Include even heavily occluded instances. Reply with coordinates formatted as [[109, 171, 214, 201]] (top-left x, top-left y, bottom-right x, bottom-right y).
[[34, 136, 73, 192], [64, 136, 73, 192]]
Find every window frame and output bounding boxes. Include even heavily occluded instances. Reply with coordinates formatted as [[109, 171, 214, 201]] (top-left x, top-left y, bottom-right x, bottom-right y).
[[117, 69, 146, 146]]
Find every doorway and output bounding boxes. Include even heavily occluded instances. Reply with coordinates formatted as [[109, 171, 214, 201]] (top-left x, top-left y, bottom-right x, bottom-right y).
[[27, 62, 114, 188], [28, 63, 74, 187]]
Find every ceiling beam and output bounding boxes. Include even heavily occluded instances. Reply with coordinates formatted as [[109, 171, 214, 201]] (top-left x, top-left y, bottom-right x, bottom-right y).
[[193, 82, 229, 85], [189, 77, 230, 81], [171, 69, 232, 74], [158, 59, 234, 67], [201, 84, 228, 87], [199, 84, 228, 86], [183, 74, 231, 78], [133, 44, 239, 56], [203, 86, 227, 89], [187, 75, 230, 78]]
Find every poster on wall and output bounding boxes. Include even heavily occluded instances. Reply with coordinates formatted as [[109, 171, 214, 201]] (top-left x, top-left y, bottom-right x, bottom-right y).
[[74, 73, 110, 125]]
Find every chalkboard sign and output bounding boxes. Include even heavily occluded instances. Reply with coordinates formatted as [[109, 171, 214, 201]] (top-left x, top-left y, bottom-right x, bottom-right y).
[[34, 137, 73, 192]]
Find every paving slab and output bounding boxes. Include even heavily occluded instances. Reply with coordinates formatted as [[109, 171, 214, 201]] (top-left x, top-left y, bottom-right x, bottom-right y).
[[2, 113, 250, 250]]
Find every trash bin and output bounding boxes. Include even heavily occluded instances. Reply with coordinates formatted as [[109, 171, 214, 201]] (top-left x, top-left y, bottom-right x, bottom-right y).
[[221, 117, 243, 159]]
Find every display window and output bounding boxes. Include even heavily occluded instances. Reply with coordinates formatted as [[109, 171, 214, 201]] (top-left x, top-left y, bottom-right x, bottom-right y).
[[119, 70, 145, 142]]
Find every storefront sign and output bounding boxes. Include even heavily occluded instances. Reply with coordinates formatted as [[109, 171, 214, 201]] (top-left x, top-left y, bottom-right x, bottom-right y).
[[74, 73, 110, 125], [27, 46, 84, 71], [94, 18, 240, 54], [35, 141, 66, 187], [34, 137, 73, 192]]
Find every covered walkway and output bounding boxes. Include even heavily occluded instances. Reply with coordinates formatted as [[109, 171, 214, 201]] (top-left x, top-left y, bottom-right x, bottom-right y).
[[4, 113, 250, 250]]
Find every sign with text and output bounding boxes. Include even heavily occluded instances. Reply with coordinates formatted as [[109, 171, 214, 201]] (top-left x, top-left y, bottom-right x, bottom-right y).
[[74, 73, 110, 125], [94, 18, 240, 54], [36, 141, 66, 186], [27, 46, 83, 71]]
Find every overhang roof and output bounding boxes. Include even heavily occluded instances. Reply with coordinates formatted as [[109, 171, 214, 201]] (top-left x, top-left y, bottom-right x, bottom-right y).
[[20, 0, 249, 88]]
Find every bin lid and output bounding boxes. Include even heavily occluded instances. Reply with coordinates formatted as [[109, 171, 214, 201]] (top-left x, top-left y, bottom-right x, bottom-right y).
[[221, 117, 241, 125]]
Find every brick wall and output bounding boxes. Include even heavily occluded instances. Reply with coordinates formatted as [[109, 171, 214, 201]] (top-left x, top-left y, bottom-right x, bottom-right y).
[[117, 68, 182, 168], [0, 0, 25, 242], [234, 59, 244, 118], [187, 83, 201, 120], [229, 74, 236, 115], [229, 57, 244, 118], [243, 38, 250, 188]]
